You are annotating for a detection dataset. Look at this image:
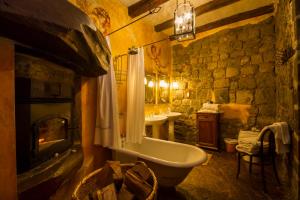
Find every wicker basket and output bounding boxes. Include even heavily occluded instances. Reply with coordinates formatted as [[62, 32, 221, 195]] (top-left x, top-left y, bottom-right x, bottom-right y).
[[72, 163, 157, 200]]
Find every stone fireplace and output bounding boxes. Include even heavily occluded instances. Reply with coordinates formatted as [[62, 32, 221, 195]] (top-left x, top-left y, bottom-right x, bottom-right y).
[[14, 54, 83, 200], [15, 54, 80, 174]]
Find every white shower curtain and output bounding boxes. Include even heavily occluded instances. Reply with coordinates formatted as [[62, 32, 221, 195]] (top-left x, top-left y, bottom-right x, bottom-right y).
[[94, 36, 121, 148], [126, 48, 145, 144]]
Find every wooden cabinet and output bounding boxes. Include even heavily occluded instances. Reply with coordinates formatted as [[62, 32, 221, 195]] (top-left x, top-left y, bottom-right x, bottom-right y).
[[196, 112, 220, 151]]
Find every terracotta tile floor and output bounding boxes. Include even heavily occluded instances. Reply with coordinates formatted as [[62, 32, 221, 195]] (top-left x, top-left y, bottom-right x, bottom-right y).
[[158, 151, 293, 200]]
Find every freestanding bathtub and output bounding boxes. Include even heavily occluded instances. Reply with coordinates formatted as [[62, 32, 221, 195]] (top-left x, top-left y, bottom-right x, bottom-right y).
[[112, 137, 207, 187]]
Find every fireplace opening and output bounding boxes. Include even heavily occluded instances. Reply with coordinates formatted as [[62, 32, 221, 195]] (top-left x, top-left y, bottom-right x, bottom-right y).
[[29, 115, 73, 170], [15, 54, 80, 174], [36, 116, 68, 152]]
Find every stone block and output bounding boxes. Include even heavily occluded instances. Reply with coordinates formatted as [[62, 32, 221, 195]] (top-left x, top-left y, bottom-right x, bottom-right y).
[[230, 50, 245, 58], [227, 58, 240, 67], [191, 100, 201, 110], [207, 62, 218, 70], [256, 72, 275, 88], [198, 68, 212, 78], [196, 57, 203, 64], [212, 55, 219, 62], [190, 57, 198, 65], [197, 89, 211, 100], [259, 62, 274, 72], [249, 105, 259, 116], [261, 24, 275, 36], [240, 64, 258, 75], [232, 40, 243, 50], [214, 88, 229, 103], [214, 79, 229, 88], [172, 100, 182, 106], [251, 54, 263, 64], [179, 82, 188, 90], [237, 29, 249, 41], [230, 81, 238, 90], [243, 39, 260, 48], [220, 53, 229, 60], [259, 36, 274, 52], [248, 27, 260, 39], [226, 67, 240, 78], [198, 77, 214, 89], [263, 51, 275, 62], [240, 56, 250, 65], [219, 43, 231, 53], [244, 45, 259, 55], [247, 116, 257, 128], [258, 104, 276, 116], [213, 68, 226, 79], [229, 90, 236, 103], [236, 90, 254, 104], [238, 77, 256, 89], [255, 88, 276, 104], [175, 90, 184, 100], [182, 99, 191, 106], [204, 56, 213, 63], [191, 70, 199, 80], [256, 116, 275, 127], [218, 61, 228, 68]]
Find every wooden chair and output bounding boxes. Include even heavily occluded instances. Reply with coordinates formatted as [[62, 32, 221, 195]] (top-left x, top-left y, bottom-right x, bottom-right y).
[[236, 129, 280, 192]]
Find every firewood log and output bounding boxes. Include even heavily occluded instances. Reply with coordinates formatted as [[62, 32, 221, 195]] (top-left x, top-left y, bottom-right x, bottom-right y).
[[117, 185, 135, 200], [124, 170, 152, 200]]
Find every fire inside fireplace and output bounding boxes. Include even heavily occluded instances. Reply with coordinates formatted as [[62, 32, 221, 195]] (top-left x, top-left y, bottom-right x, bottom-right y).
[[36, 117, 68, 151], [33, 116, 70, 154]]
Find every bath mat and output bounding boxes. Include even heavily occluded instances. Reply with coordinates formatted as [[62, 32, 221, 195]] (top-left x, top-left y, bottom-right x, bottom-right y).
[[202, 154, 212, 166]]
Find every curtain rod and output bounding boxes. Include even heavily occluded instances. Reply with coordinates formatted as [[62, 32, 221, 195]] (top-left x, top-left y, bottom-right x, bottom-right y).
[[108, 7, 161, 36], [142, 37, 170, 47], [114, 37, 170, 58]]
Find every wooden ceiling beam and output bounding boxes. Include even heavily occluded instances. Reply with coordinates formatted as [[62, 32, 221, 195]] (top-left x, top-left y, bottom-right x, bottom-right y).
[[169, 4, 274, 40], [155, 0, 240, 32], [128, 0, 169, 18]]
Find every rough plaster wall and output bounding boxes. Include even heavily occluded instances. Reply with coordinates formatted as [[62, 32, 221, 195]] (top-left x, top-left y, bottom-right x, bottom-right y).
[[69, 0, 172, 135]]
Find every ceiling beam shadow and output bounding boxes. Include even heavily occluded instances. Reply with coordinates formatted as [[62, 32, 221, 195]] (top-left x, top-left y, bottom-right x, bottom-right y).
[[128, 0, 170, 18]]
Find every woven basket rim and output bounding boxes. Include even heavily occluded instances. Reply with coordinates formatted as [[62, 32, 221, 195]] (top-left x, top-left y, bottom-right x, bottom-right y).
[[72, 163, 157, 200]]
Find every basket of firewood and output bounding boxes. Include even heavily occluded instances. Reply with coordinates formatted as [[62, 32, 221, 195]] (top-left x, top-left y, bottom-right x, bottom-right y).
[[72, 161, 157, 200]]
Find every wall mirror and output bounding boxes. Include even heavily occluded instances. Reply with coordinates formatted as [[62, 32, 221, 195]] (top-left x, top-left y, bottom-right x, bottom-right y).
[[158, 75, 170, 104], [145, 74, 155, 104]]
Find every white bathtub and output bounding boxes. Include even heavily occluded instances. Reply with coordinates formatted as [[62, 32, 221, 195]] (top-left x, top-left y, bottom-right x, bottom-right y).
[[112, 137, 207, 187]]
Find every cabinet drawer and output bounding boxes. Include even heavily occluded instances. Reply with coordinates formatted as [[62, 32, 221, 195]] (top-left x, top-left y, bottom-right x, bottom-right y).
[[197, 113, 216, 121]]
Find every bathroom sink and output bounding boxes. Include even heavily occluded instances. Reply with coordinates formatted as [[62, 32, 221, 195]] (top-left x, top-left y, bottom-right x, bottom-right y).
[[164, 112, 182, 141], [145, 115, 168, 139], [145, 115, 168, 126], [165, 112, 182, 120]]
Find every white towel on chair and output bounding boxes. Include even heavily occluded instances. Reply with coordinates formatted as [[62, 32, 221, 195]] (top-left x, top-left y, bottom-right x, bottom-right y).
[[237, 131, 260, 154], [267, 122, 290, 154]]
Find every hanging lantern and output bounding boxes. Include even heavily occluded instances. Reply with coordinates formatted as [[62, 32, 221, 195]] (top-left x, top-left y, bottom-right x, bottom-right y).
[[174, 0, 195, 41]]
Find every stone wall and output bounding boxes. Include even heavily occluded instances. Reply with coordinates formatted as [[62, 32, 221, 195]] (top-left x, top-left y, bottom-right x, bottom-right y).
[[171, 17, 276, 145], [275, 0, 298, 199]]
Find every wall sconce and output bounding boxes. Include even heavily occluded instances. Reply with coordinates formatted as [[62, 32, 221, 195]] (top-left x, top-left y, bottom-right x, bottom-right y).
[[172, 81, 179, 89], [159, 80, 169, 88], [159, 75, 169, 88], [148, 80, 155, 88], [144, 77, 147, 85]]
